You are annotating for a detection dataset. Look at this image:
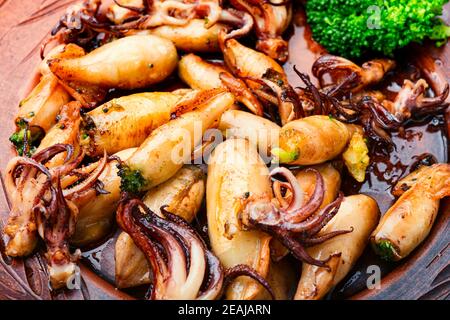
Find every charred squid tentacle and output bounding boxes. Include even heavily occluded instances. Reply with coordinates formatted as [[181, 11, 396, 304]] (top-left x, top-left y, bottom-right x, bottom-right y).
[[242, 166, 351, 268], [116, 198, 273, 300], [36, 176, 81, 289]]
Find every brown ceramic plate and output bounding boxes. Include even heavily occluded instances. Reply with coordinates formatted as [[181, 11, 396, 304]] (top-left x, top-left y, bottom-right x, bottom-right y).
[[0, 0, 449, 300]]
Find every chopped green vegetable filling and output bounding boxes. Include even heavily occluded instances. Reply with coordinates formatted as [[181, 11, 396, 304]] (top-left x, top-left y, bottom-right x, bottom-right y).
[[271, 147, 299, 163], [306, 0, 450, 58], [117, 164, 147, 194], [9, 128, 42, 157], [375, 239, 397, 261]]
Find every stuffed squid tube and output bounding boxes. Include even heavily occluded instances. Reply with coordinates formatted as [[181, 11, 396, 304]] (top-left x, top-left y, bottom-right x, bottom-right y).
[[48, 35, 178, 107], [207, 138, 272, 300], [15, 74, 70, 133], [295, 195, 380, 300], [371, 163, 450, 261], [120, 89, 234, 193], [273, 115, 351, 165], [83, 92, 181, 156]]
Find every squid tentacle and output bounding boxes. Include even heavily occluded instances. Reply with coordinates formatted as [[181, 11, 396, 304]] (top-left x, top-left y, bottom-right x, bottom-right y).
[[116, 197, 273, 300], [242, 167, 350, 268]]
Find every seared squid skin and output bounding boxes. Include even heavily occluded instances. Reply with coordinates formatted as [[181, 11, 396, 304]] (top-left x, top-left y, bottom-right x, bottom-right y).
[[142, 165, 205, 221], [46, 43, 106, 108], [136, 19, 228, 53], [122, 89, 234, 193], [207, 138, 272, 300], [371, 163, 450, 261], [115, 165, 206, 289], [275, 115, 350, 165], [16, 74, 70, 133], [83, 92, 180, 156], [40, 43, 86, 76], [178, 54, 263, 115], [48, 35, 178, 106], [36, 101, 82, 167], [70, 148, 137, 247], [295, 195, 380, 300], [218, 109, 280, 157]]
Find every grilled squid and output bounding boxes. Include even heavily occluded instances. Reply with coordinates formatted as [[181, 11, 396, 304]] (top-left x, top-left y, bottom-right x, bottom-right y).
[[83, 92, 181, 156], [379, 79, 449, 121], [116, 197, 272, 299], [218, 109, 280, 157], [48, 35, 178, 107], [115, 165, 205, 289], [256, 259, 297, 300], [71, 147, 137, 246], [134, 19, 229, 52], [371, 163, 450, 261], [4, 144, 109, 288], [273, 115, 350, 165], [207, 138, 272, 300], [51, 0, 255, 49], [355, 77, 449, 146], [312, 55, 396, 94], [119, 89, 234, 194], [270, 163, 342, 261], [36, 102, 82, 167], [14, 74, 70, 134], [295, 195, 380, 300], [228, 0, 292, 62], [178, 54, 263, 115], [10, 49, 73, 157], [240, 163, 352, 269], [221, 37, 302, 124]]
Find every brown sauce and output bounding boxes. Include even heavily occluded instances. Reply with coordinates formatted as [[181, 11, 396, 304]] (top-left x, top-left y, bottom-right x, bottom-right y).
[[283, 9, 326, 87]]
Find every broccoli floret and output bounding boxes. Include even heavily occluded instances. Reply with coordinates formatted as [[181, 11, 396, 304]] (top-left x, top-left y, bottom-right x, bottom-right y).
[[117, 164, 147, 194], [306, 0, 450, 58]]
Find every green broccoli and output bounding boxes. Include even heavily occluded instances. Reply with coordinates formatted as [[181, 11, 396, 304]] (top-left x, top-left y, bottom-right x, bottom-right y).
[[117, 164, 147, 194], [306, 0, 450, 59]]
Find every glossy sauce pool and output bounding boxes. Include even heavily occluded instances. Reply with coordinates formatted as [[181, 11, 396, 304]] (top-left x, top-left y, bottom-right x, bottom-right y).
[[82, 8, 449, 299]]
